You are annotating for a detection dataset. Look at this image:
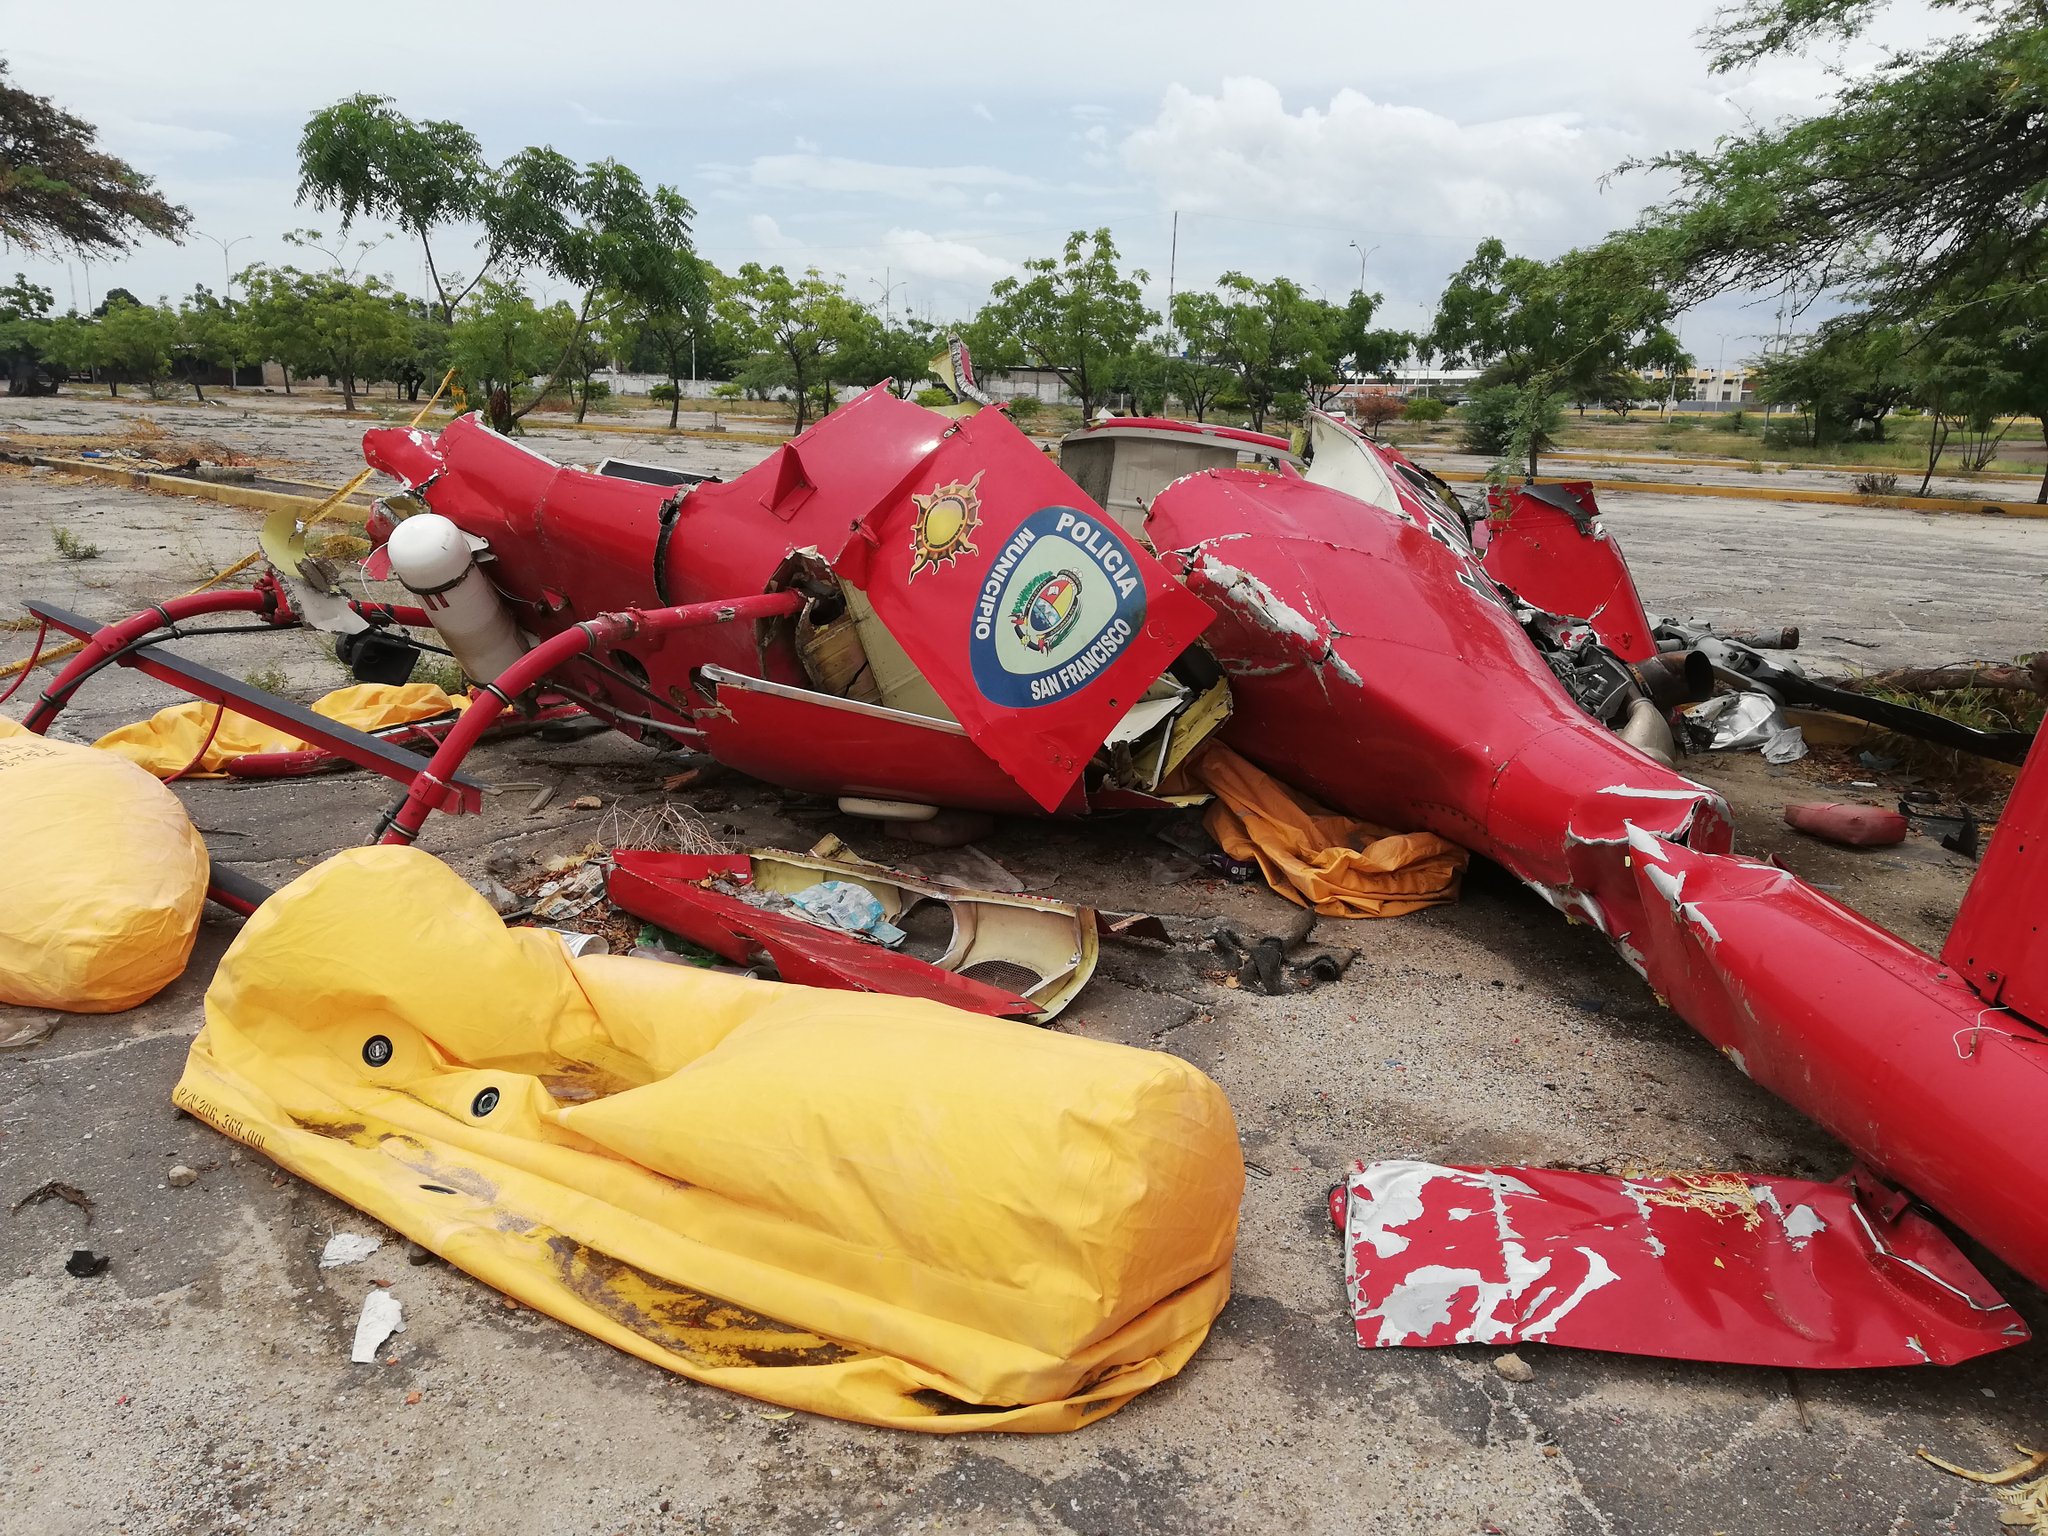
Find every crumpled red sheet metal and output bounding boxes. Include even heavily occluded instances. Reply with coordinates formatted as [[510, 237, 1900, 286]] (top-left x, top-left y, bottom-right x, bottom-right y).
[[606, 851, 1043, 1019], [1331, 1160, 2027, 1368], [1147, 448, 2048, 1294], [1480, 482, 1656, 662]]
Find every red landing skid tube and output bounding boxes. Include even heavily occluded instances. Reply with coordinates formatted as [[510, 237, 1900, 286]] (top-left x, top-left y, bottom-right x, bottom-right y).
[[1148, 462, 2048, 1293], [21, 587, 283, 733], [377, 593, 804, 846]]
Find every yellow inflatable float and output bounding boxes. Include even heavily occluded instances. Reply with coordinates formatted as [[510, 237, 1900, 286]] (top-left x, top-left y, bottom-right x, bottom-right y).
[[0, 715, 208, 1011], [176, 846, 1243, 1431]]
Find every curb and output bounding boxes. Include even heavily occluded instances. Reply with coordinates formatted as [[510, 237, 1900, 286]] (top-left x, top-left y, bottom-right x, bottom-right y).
[[24, 455, 376, 524], [396, 411, 792, 448]]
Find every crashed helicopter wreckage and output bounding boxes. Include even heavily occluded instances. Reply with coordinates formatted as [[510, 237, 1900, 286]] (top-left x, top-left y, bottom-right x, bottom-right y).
[[13, 390, 2048, 1307]]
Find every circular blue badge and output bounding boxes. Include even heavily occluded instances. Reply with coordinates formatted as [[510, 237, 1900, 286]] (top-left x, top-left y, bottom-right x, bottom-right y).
[[967, 507, 1150, 708]]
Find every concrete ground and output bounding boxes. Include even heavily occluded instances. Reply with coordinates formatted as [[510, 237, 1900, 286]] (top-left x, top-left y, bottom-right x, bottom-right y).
[[2, 395, 2045, 1536]]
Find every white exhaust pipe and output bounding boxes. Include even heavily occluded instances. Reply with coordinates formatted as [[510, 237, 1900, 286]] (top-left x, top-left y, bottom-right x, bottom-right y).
[[384, 513, 526, 684]]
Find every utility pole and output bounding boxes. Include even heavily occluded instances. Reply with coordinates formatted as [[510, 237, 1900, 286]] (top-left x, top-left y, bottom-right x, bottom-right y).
[[1166, 210, 1178, 347]]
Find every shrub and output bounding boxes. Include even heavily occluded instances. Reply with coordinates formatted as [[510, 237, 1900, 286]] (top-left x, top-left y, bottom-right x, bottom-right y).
[[1353, 394, 1406, 438], [914, 386, 954, 409], [1459, 384, 1561, 462], [1005, 395, 1044, 423], [52, 527, 100, 561], [1403, 396, 1448, 423], [1853, 471, 1900, 496], [1722, 409, 1747, 433]]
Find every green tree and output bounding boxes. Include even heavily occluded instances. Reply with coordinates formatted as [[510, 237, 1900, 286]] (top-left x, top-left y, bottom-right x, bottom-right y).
[[967, 229, 1155, 415], [239, 264, 315, 393], [448, 279, 552, 410], [1753, 319, 1912, 445], [296, 95, 493, 323], [1, 273, 56, 395], [1430, 237, 1686, 474], [1165, 289, 1236, 421], [719, 264, 867, 432], [492, 158, 699, 423], [1906, 322, 2022, 492], [299, 273, 409, 410], [1169, 273, 1328, 432], [629, 257, 711, 429], [838, 310, 941, 400], [93, 295, 175, 397], [172, 286, 255, 402], [1627, 0, 2048, 328], [0, 59, 188, 255], [1304, 290, 1412, 415], [394, 298, 450, 402], [1111, 339, 1175, 416]]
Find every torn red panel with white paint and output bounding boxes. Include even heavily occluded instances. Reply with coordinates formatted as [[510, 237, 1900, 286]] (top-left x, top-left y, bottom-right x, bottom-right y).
[[1330, 1160, 2026, 1368]]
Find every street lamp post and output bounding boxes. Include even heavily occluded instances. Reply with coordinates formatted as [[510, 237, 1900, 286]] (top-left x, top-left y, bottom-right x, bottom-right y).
[[195, 231, 251, 385], [1347, 239, 1379, 295], [870, 270, 906, 319]]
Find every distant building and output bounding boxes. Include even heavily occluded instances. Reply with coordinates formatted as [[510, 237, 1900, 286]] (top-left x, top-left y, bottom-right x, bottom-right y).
[[1641, 366, 1757, 410], [980, 367, 1077, 405], [1383, 365, 1483, 399]]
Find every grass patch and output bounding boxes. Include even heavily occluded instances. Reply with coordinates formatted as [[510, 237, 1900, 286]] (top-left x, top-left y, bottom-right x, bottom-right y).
[[242, 665, 291, 695], [52, 527, 101, 561], [410, 654, 468, 695]]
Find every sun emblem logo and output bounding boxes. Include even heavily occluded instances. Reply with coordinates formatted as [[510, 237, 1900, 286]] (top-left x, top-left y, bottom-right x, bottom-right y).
[[908, 470, 984, 581]]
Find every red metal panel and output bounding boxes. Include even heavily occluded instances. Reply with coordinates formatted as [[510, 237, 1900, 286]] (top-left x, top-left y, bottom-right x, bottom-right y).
[[1480, 483, 1657, 662], [1332, 1161, 2024, 1368], [1944, 729, 2048, 1021], [841, 409, 1214, 812], [696, 672, 1084, 817], [606, 853, 1041, 1018]]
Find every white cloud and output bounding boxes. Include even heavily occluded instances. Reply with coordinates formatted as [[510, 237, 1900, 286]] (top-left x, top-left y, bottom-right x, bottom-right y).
[[971, 102, 994, 123], [746, 213, 798, 250], [876, 228, 1017, 284], [793, 135, 820, 153], [568, 101, 632, 129], [1118, 77, 1737, 248], [742, 153, 1044, 207]]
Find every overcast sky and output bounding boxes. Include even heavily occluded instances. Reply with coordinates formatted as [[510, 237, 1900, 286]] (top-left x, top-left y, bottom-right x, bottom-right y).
[[0, 0, 1948, 368]]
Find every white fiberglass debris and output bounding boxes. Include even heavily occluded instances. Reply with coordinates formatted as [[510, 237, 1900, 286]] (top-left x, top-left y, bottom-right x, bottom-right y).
[[320, 1232, 383, 1269], [350, 1289, 405, 1363], [1783, 1204, 1827, 1245]]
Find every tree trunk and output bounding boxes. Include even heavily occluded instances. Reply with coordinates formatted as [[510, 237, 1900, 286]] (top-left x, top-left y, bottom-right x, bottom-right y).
[[282, 366, 293, 396], [189, 371, 205, 403], [668, 372, 681, 429], [1527, 441, 1541, 480], [575, 376, 590, 425], [1918, 419, 1949, 497], [108, 379, 118, 398], [1838, 659, 2046, 696], [2039, 417, 2048, 505], [341, 374, 356, 412]]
